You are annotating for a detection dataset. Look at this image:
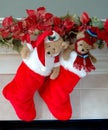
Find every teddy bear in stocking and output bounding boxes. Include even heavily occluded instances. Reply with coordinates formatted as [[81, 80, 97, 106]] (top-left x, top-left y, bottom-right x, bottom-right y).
[[39, 29, 97, 120], [2, 30, 68, 121]]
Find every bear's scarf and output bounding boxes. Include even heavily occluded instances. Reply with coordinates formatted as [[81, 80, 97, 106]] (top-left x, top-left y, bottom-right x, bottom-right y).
[[73, 52, 95, 72]]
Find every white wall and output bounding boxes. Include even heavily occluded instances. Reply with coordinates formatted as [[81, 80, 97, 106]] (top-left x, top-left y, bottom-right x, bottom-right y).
[[0, 0, 108, 19], [0, 43, 108, 120]]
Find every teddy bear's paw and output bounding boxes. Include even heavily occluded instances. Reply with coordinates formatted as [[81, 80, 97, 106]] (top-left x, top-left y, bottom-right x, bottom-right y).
[[62, 50, 71, 60], [50, 66, 60, 80], [50, 72, 59, 80]]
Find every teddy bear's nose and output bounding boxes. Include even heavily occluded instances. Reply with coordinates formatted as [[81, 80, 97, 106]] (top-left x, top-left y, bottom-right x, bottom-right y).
[[47, 51, 50, 54], [81, 49, 84, 52]]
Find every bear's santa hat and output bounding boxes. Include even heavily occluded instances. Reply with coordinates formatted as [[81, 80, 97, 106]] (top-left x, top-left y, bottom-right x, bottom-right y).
[[34, 30, 60, 66]]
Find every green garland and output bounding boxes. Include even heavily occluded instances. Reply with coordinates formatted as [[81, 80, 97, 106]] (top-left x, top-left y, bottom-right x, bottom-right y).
[[0, 7, 107, 52]]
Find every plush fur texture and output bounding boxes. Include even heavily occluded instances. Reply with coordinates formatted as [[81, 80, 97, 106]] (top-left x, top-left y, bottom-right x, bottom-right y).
[[38, 31, 97, 121], [62, 31, 97, 72], [21, 33, 69, 79], [39, 51, 87, 120], [2, 30, 69, 121], [3, 62, 45, 121]]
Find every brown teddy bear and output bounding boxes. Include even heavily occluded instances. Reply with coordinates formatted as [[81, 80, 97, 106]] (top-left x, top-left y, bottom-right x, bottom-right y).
[[38, 30, 97, 121], [20, 30, 69, 79], [2, 30, 69, 122], [63, 30, 97, 72]]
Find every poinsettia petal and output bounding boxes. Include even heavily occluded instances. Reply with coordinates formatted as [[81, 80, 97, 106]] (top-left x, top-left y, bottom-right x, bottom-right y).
[[26, 9, 36, 16], [22, 34, 31, 42], [63, 19, 74, 31], [45, 13, 53, 20], [53, 26, 65, 36], [37, 6, 46, 12], [37, 6, 46, 16], [2, 16, 14, 27], [0, 29, 10, 38], [53, 17, 62, 25], [80, 12, 90, 24], [104, 18, 108, 32]]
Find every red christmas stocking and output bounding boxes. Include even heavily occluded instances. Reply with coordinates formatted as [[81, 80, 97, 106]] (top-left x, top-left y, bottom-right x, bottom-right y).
[[39, 51, 87, 120], [2, 30, 55, 121], [39, 66, 80, 120], [3, 62, 45, 121]]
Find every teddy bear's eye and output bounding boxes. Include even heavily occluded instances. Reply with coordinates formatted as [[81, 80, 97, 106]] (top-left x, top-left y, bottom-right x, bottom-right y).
[[80, 44, 82, 46]]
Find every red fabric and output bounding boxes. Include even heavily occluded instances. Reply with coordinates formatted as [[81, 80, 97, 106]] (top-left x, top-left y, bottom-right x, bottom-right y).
[[54, 55, 59, 63], [76, 38, 93, 46], [73, 54, 95, 72], [39, 66, 80, 120], [2, 62, 45, 121], [73, 55, 84, 71], [34, 30, 53, 66]]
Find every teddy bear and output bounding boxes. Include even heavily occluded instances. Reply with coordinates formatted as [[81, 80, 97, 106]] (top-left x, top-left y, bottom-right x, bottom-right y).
[[20, 31, 69, 80], [2, 30, 69, 121], [39, 29, 97, 120], [71, 30, 97, 72], [63, 30, 97, 65]]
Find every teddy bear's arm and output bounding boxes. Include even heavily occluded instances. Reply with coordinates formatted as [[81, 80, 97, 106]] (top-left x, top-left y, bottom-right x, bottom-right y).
[[50, 66, 60, 80], [88, 52, 97, 63], [62, 44, 75, 60]]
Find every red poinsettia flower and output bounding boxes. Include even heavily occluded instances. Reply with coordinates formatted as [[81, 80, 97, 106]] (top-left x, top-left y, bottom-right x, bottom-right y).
[[36, 12, 54, 31], [24, 15, 37, 33], [53, 17, 61, 25], [80, 12, 90, 24], [26, 7, 54, 31], [11, 7, 54, 41], [37, 6, 46, 12], [96, 28, 108, 47], [63, 18, 74, 31], [0, 28, 10, 38], [53, 17, 64, 36], [11, 21, 30, 42], [26, 6, 46, 16], [101, 30, 108, 47], [78, 12, 91, 31], [104, 18, 108, 32], [26, 9, 36, 16], [0, 16, 15, 38], [2, 16, 14, 27], [53, 17, 74, 36]]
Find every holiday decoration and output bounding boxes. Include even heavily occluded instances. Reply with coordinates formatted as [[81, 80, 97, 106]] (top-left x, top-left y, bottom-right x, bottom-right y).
[[2, 29, 69, 121], [0, 6, 108, 121], [38, 30, 97, 120]]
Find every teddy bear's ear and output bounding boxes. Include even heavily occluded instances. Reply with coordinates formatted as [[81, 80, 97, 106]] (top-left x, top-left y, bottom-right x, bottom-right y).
[[62, 41, 69, 49], [76, 31, 85, 39]]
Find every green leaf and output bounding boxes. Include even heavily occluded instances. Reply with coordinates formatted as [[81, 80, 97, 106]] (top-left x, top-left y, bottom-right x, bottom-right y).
[[72, 14, 81, 25], [90, 17, 104, 29]]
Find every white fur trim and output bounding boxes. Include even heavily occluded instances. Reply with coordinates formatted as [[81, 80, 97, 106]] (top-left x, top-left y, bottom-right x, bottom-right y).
[[60, 51, 87, 78], [54, 62, 60, 67], [26, 43, 33, 51], [23, 48, 55, 76]]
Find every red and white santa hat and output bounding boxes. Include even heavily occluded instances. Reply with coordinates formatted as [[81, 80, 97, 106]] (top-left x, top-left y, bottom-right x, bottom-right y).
[[44, 30, 60, 43], [76, 37, 93, 46], [34, 30, 60, 66]]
